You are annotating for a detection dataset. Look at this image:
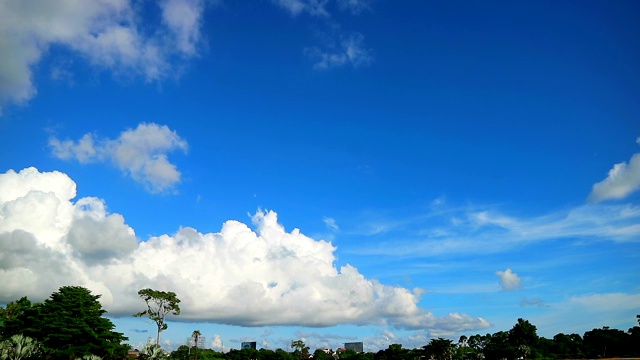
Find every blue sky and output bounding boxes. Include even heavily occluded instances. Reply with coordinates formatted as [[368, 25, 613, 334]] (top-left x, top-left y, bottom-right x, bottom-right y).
[[1, 0, 639, 353]]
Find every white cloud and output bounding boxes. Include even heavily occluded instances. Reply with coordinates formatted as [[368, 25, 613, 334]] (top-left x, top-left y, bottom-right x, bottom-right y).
[[270, 0, 375, 70], [353, 201, 640, 258], [0, 167, 490, 334], [272, 0, 371, 17], [271, 0, 330, 17], [323, 217, 339, 231], [336, 0, 372, 14], [49, 123, 188, 193], [588, 150, 640, 203], [0, 0, 207, 113], [496, 268, 521, 291], [533, 292, 640, 336], [569, 292, 640, 311], [161, 0, 205, 57], [305, 33, 373, 70]]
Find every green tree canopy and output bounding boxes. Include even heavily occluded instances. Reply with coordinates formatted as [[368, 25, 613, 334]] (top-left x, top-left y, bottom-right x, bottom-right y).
[[422, 338, 453, 360], [135, 288, 181, 345], [37, 286, 128, 360], [0, 298, 40, 340]]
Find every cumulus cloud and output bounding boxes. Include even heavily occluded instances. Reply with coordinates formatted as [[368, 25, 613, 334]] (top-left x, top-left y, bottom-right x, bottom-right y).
[[305, 33, 373, 70], [588, 139, 640, 202], [49, 123, 188, 193], [0, 167, 489, 334], [496, 268, 521, 291], [0, 0, 206, 113]]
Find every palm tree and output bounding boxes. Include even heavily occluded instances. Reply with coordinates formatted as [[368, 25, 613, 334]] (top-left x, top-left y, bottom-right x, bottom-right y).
[[0, 334, 41, 360], [191, 330, 201, 360]]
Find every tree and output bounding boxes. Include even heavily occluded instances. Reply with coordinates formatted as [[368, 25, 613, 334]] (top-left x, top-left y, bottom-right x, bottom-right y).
[[291, 340, 309, 360], [37, 286, 128, 360], [485, 331, 513, 360], [0, 298, 40, 340], [312, 350, 333, 360], [0, 334, 41, 360], [583, 327, 630, 358], [134, 289, 181, 345], [507, 318, 538, 359], [467, 334, 490, 360], [423, 338, 454, 360], [192, 330, 202, 360]]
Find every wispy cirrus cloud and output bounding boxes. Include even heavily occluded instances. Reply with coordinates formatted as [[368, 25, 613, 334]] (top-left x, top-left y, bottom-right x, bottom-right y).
[[271, 0, 374, 70], [272, 0, 372, 17], [0, 0, 208, 114], [271, 0, 331, 17], [305, 32, 373, 70], [348, 201, 640, 258], [49, 123, 188, 194], [336, 0, 373, 14], [535, 292, 640, 336], [323, 217, 340, 231]]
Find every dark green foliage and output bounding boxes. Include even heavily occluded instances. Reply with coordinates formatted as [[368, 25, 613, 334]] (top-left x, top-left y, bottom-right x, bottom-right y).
[[0, 297, 40, 340], [4, 293, 640, 360], [0, 286, 128, 360], [160, 315, 640, 360], [169, 344, 191, 360], [312, 349, 333, 360], [290, 340, 309, 360], [583, 327, 632, 358], [423, 338, 454, 360], [38, 286, 129, 359]]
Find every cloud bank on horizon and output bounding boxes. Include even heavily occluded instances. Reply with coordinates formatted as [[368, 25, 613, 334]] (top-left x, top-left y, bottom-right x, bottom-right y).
[[0, 166, 490, 333]]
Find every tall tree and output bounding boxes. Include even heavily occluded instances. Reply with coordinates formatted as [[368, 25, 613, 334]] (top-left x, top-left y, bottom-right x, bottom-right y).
[[508, 318, 538, 359], [291, 340, 309, 360], [135, 289, 181, 345], [192, 330, 202, 360], [37, 286, 128, 359]]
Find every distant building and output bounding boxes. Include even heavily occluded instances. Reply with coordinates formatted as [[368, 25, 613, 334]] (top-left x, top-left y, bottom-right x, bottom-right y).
[[344, 342, 363, 353], [241, 341, 257, 349]]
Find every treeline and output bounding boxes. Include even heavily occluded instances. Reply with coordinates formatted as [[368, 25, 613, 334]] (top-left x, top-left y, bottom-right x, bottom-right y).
[[2, 286, 639, 360], [0, 286, 129, 360], [168, 318, 640, 360]]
